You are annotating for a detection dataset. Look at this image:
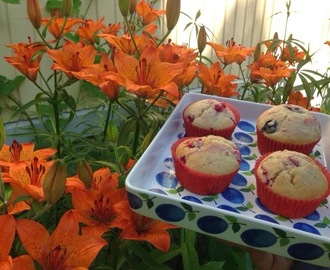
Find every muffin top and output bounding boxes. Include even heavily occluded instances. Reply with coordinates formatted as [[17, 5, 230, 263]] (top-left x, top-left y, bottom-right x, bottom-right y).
[[175, 135, 241, 175], [256, 150, 328, 200], [183, 99, 237, 129], [256, 104, 321, 144]]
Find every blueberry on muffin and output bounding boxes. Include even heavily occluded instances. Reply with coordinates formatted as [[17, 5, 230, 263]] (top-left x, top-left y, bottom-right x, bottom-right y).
[[256, 104, 321, 154]]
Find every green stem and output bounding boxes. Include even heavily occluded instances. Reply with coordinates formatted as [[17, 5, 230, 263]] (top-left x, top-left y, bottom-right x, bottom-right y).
[[123, 16, 140, 56], [238, 64, 250, 100], [6, 95, 36, 129], [156, 30, 172, 47], [53, 72, 62, 158], [132, 117, 141, 157], [102, 99, 113, 142], [0, 168, 8, 215]]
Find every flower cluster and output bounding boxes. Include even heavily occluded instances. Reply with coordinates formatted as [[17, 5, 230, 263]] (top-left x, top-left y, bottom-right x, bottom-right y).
[[0, 139, 176, 269]]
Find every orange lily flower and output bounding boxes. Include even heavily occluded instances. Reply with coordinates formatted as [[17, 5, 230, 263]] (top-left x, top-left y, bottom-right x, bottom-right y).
[[16, 210, 107, 270], [248, 52, 295, 87], [80, 53, 120, 100], [3, 157, 55, 201], [0, 215, 16, 262], [112, 200, 177, 252], [288, 91, 320, 112], [0, 215, 35, 270], [207, 38, 254, 65], [101, 22, 122, 36], [41, 10, 84, 40], [77, 18, 106, 45], [198, 62, 238, 97], [67, 167, 126, 236], [5, 42, 46, 81], [47, 40, 97, 79], [0, 255, 35, 270], [280, 45, 306, 64], [158, 41, 200, 88], [0, 140, 56, 169], [99, 33, 154, 55], [106, 45, 184, 99], [136, 0, 165, 26]]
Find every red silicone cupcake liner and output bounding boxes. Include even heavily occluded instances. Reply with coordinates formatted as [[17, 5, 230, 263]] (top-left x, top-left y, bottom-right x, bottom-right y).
[[256, 129, 320, 155], [171, 137, 239, 195], [183, 102, 240, 139], [254, 152, 330, 218]]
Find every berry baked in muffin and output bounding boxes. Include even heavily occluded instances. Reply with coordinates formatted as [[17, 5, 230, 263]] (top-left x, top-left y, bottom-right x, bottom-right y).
[[183, 99, 240, 139], [171, 135, 242, 195], [256, 104, 321, 154], [254, 150, 330, 218]]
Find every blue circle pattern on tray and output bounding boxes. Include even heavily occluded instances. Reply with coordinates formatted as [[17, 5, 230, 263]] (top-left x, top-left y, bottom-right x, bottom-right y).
[[127, 117, 330, 264]]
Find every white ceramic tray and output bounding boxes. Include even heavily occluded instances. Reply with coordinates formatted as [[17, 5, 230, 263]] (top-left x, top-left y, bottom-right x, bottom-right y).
[[125, 93, 330, 267]]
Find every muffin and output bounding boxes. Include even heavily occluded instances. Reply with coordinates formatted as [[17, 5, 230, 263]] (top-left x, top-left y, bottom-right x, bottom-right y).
[[171, 135, 242, 195], [256, 104, 321, 155], [183, 99, 240, 139], [254, 150, 330, 218]]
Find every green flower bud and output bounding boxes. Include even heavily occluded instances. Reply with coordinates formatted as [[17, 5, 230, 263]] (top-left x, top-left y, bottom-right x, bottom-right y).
[[166, 0, 181, 31], [27, 0, 42, 29], [118, 0, 130, 18], [77, 159, 93, 189], [62, 0, 72, 17], [129, 0, 137, 15], [43, 159, 67, 205], [198, 26, 207, 54]]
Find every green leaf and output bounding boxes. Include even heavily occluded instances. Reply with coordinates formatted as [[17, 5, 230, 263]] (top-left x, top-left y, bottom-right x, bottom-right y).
[[117, 118, 136, 146], [146, 199, 154, 209], [279, 237, 290, 247], [314, 222, 327, 229], [125, 241, 172, 270], [181, 229, 200, 270], [322, 216, 330, 224], [201, 197, 215, 202], [273, 227, 287, 238], [225, 215, 237, 223], [1, 0, 20, 3], [200, 261, 225, 270], [246, 201, 254, 209], [187, 212, 196, 221], [139, 193, 150, 200], [181, 202, 193, 212], [232, 223, 241, 233]]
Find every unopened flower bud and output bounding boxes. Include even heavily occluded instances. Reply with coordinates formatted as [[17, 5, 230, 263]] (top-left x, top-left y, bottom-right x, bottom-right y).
[[77, 159, 93, 189], [166, 0, 181, 31], [254, 42, 261, 61], [198, 26, 207, 54], [62, 0, 72, 17], [27, 0, 42, 29], [118, 0, 130, 18], [0, 117, 5, 150], [43, 159, 67, 204], [129, 0, 137, 15]]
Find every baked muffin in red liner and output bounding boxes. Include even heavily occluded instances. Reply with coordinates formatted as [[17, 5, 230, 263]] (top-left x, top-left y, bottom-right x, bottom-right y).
[[254, 150, 330, 218], [183, 99, 240, 139], [171, 135, 241, 195]]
